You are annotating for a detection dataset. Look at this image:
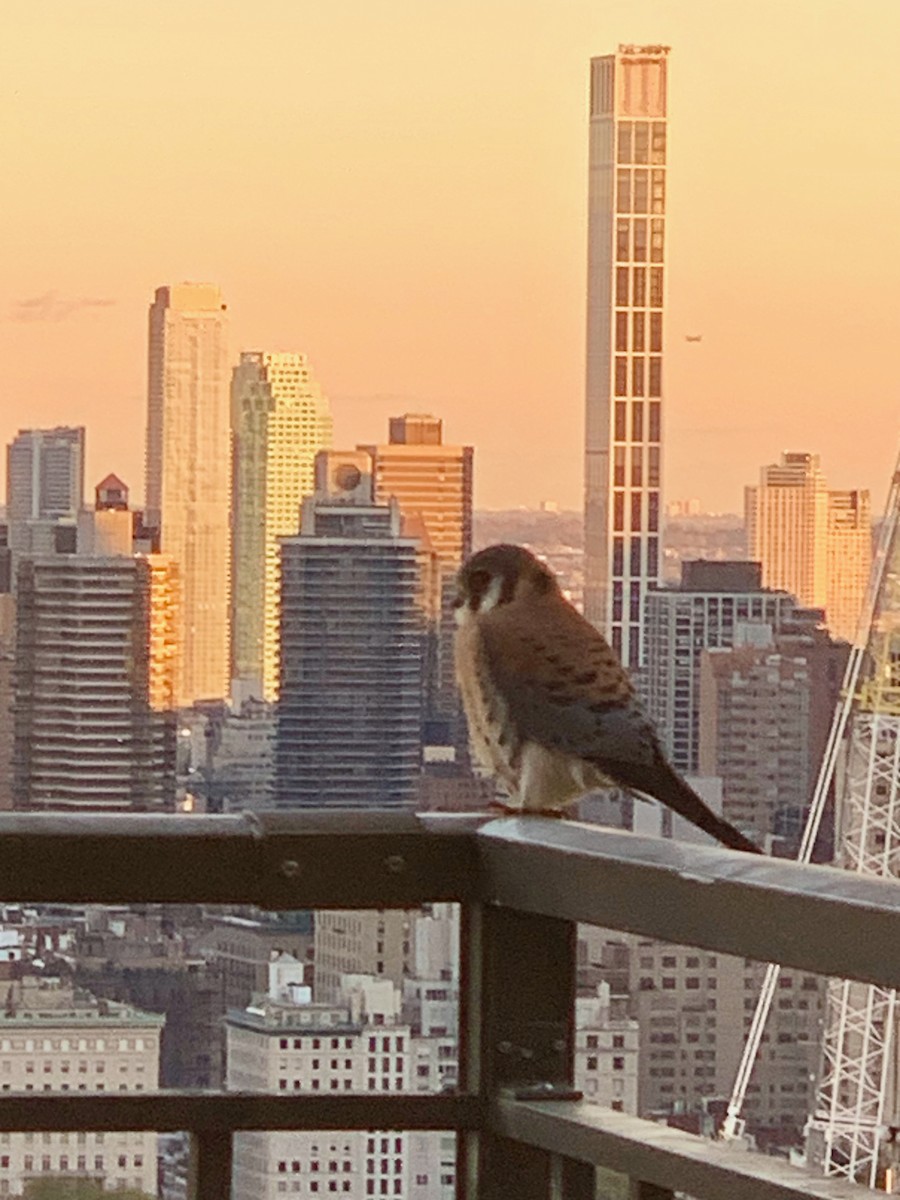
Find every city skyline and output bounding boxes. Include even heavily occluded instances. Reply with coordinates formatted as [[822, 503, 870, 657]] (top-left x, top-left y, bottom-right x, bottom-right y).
[[2, 3, 899, 516]]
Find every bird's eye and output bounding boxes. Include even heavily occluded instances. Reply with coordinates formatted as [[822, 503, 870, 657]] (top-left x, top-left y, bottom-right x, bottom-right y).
[[468, 569, 491, 599]]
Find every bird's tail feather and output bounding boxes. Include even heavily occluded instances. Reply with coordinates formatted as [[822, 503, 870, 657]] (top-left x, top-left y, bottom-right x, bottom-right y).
[[608, 756, 760, 854]]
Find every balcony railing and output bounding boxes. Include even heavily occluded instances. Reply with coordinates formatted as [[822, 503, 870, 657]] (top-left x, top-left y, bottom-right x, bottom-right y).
[[0, 809, 895, 1199]]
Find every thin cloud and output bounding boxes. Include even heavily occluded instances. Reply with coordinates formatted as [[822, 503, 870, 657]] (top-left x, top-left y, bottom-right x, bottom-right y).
[[9, 291, 116, 323]]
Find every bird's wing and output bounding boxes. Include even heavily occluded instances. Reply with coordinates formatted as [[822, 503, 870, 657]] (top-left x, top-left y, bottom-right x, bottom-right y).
[[477, 598, 657, 766]]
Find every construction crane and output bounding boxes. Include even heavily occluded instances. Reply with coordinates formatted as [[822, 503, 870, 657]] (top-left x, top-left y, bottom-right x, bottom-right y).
[[722, 448, 900, 1190]]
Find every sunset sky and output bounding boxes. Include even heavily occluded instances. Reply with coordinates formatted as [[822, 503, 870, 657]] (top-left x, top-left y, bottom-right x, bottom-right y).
[[2, 0, 899, 514]]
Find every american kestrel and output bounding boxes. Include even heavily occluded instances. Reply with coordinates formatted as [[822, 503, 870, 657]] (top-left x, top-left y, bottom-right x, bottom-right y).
[[454, 543, 759, 853]]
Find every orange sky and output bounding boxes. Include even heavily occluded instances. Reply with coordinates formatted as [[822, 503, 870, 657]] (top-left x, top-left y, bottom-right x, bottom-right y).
[[2, 0, 899, 515]]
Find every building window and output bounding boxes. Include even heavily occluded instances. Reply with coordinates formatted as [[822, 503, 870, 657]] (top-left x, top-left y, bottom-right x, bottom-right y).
[[632, 311, 645, 353], [612, 581, 623, 622], [630, 538, 641, 576], [650, 219, 664, 262], [631, 401, 643, 441], [630, 445, 642, 487], [632, 268, 646, 307], [651, 122, 666, 163], [617, 123, 632, 164], [614, 445, 626, 487], [651, 169, 665, 213], [648, 402, 661, 443], [612, 540, 624, 577], [632, 359, 645, 397], [650, 267, 664, 308], [613, 493, 624, 533], [615, 358, 628, 397], [648, 492, 659, 533], [630, 492, 642, 532], [633, 170, 648, 214], [648, 446, 660, 486], [616, 220, 630, 262], [615, 267, 629, 306], [634, 122, 649, 164], [615, 311, 628, 352], [616, 169, 631, 213], [649, 358, 662, 398], [649, 312, 662, 353], [613, 1057, 625, 1071], [633, 219, 647, 262], [614, 401, 627, 441]]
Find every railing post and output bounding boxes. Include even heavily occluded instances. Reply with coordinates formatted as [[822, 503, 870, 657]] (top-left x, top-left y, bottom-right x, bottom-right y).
[[459, 900, 591, 1199], [189, 1129, 232, 1200]]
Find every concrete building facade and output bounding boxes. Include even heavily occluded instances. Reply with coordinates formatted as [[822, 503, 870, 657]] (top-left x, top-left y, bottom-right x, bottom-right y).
[[0, 977, 162, 1197], [644, 561, 799, 775], [584, 45, 669, 667]]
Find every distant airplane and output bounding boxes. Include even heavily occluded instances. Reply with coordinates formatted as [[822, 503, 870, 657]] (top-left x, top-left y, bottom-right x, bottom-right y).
[[685, 334, 703, 343]]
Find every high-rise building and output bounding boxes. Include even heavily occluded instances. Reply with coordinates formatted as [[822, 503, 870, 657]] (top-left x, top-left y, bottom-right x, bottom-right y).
[[825, 488, 871, 643], [584, 45, 669, 667], [745, 452, 829, 609], [146, 283, 230, 703], [361, 414, 473, 739], [231, 351, 333, 701], [6, 426, 85, 568], [275, 452, 422, 808], [644, 561, 799, 774], [745, 452, 871, 642], [13, 552, 178, 811], [699, 623, 848, 848]]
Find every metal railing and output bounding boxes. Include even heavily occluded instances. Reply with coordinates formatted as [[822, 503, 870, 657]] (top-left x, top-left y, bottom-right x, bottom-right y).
[[0, 809, 896, 1199]]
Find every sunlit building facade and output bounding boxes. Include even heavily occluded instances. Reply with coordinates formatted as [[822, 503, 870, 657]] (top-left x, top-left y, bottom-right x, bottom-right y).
[[745, 452, 871, 642], [584, 45, 669, 667], [361, 415, 473, 735], [145, 283, 230, 703], [231, 351, 333, 701]]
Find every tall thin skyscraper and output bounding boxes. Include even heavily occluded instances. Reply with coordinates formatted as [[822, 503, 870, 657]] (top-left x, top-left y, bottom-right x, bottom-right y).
[[231, 351, 333, 701], [145, 283, 230, 703], [745, 452, 871, 642], [584, 45, 669, 668]]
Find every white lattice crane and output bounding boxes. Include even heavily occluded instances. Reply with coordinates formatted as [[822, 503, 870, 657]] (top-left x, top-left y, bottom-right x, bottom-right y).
[[722, 450, 900, 1190]]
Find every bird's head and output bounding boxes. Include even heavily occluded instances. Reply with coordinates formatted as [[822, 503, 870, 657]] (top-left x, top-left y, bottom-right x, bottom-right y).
[[454, 544, 558, 618]]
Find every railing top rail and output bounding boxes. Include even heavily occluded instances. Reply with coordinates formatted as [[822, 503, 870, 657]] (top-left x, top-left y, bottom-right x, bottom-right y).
[[1, 810, 899, 987]]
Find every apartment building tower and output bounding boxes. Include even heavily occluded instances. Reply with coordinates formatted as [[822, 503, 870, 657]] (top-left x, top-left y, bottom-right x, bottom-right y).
[[13, 553, 178, 810], [584, 45, 669, 666], [145, 283, 230, 703], [231, 351, 333, 701], [275, 452, 422, 808]]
